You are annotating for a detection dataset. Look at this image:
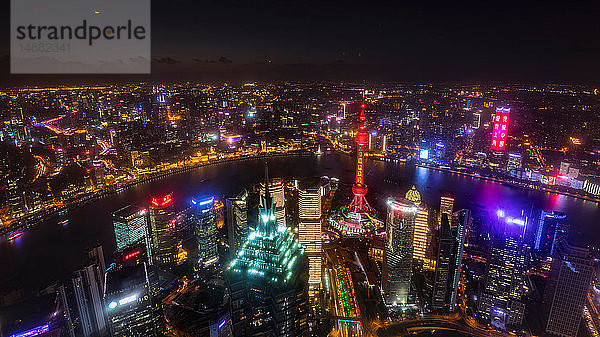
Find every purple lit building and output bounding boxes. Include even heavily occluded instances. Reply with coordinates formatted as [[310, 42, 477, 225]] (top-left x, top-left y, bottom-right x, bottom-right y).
[[478, 210, 528, 330]]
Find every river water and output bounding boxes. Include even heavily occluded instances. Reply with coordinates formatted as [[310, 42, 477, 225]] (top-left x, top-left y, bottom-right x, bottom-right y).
[[1, 152, 599, 293]]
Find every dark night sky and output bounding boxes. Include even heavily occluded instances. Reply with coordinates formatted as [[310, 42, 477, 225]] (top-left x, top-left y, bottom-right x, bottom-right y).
[[1, 0, 600, 83]]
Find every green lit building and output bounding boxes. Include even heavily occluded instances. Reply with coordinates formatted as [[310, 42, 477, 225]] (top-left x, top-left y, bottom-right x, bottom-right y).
[[226, 167, 309, 337], [112, 205, 152, 264]]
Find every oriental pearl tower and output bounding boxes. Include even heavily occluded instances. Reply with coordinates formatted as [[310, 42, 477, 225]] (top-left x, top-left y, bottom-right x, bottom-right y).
[[349, 101, 370, 212], [328, 99, 382, 237]]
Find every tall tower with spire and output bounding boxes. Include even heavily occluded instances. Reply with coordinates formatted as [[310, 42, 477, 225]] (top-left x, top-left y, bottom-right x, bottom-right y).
[[227, 164, 309, 336], [350, 101, 370, 213], [329, 100, 383, 237]]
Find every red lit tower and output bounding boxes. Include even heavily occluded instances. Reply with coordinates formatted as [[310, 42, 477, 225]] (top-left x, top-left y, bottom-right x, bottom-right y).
[[328, 100, 382, 237], [350, 102, 370, 212]]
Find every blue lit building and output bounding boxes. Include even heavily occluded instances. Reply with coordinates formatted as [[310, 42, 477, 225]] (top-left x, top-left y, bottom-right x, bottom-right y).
[[226, 166, 309, 336], [191, 195, 219, 268], [534, 211, 568, 259]]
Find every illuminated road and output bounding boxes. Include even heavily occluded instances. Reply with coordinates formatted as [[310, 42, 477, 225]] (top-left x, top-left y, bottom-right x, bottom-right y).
[[325, 247, 363, 337], [585, 288, 600, 337], [32, 155, 48, 182], [96, 138, 111, 155]]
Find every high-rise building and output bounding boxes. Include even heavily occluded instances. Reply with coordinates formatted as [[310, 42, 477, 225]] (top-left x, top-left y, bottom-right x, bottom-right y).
[[382, 134, 388, 153], [71, 264, 107, 337], [405, 187, 428, 262], [534, 211, 568, 259], [149, 193, 178, 268], [439, 193, 454, 219], [298, 178, 323, 295], [105, 263, 164, 336], [7, 178, 25, 219], [472, 112, 481, 129], [164, 279, 233, 337], [113, 205, 152, 264], [59, 245, 108, 337], [478, 211, 527, 330], [382, 197, 417, 306], [432, 213, 454, 312], [449, 210, 468, 309], [87, 245, 106, 288], [226, 190, 248, 256], [545, 240, 593, 337], [506, 153, 522, 171], [191, 196, 219, 268], [438, 193, 454, 230], [491, 107, 510, 151], [260, 178, 286, 227], [431, 210, 469, 312], [227, 166, 309, 336]]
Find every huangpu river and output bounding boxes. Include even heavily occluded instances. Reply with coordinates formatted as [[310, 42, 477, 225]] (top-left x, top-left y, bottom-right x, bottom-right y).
[[1, 152, 599, 292]]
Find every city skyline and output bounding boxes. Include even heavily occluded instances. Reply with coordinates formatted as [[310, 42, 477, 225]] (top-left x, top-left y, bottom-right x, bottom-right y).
[[2, 1, 600, 333]]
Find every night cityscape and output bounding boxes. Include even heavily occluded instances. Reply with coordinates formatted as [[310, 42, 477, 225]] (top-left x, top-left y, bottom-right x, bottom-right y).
[[2, 1, 600, 337]]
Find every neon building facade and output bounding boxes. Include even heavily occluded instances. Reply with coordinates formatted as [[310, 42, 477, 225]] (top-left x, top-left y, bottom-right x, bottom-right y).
[[227, 166, 309, 336], [491, 107, 510, 151]]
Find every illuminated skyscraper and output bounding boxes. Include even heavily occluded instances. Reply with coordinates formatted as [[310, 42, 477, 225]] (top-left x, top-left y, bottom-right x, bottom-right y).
[[72, 265, 106, 337], [191, 196, 219, 268], [478, 212, 527, 330], [438, 193, 454, 230], [112, 205, 152, 264], [227, 165, 309, 336], [545, 240, 593, 337], [432, 210, 469, 312], [298, 178, 323, 295], [405, 187, 428, 262], [105, 263, 164, 336], [260, 178, 286, 227], [226, 190, 248, 255], [491, 107, 510, 151], [439, 193, 454, 219], [382, 198, 417, 306], [165, 279, 233, 337], [65, 251, 107, 337], [534, 211, 568, 259], [149, 193, 178, 268], [432, 213, 454, 312], [7, 178, 25, 219]]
